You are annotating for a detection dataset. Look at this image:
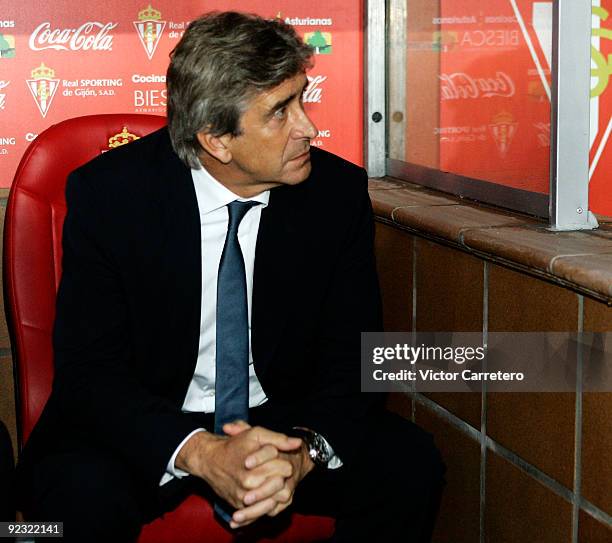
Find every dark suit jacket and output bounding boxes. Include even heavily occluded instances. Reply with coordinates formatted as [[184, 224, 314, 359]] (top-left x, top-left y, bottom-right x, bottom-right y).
[[20, 127, 383, 490]]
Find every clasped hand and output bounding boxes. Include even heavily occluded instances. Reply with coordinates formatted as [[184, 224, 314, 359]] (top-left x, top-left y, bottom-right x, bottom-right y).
[[176, 420, 314, 529]]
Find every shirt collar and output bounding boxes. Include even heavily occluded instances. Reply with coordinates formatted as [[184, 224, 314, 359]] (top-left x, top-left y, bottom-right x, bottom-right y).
[[191, 163, 270, 216]]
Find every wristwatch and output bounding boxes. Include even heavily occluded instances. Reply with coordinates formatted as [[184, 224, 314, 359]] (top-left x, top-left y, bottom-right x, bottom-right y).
[[291, 426, 333, 468]]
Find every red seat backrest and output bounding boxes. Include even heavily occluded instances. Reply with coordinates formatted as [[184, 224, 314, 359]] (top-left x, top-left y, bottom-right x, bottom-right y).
[[4, 114, 166, 447]]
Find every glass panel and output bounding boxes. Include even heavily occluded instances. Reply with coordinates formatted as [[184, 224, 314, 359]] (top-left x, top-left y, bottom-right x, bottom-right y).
[[388, 0, 553, 212]]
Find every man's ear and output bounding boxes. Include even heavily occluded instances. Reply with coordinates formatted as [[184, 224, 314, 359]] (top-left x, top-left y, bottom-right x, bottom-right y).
[[196, 131, 233, 164]]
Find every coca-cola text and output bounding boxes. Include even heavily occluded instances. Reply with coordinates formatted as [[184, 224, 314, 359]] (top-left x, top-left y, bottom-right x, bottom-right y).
[[29, 22, 117, 51], [439, 71, 515, 100], [304, 75, 327, 104]]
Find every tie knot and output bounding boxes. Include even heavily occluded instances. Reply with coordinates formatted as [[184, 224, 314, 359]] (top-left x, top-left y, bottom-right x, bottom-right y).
[[227, 200, 260, 232]]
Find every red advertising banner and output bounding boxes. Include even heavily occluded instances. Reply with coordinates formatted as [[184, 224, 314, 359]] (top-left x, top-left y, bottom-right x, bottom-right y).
[[0, 1, 364, 187], [589, 0, 612, 215]]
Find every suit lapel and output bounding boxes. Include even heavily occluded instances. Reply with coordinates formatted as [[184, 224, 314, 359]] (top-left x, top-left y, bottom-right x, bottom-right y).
[[154, 135, 202, 402], [252, 182, 308, 380]]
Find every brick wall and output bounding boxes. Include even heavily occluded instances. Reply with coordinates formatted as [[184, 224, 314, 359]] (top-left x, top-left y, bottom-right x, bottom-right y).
[[376, 222, 612, 542]]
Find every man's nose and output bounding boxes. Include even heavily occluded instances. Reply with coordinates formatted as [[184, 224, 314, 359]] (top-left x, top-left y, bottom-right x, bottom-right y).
[[293, 107, 318, 140]]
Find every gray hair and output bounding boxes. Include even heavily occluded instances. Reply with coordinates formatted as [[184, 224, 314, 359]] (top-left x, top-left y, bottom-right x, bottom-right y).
[[166, 11, 314, 169]]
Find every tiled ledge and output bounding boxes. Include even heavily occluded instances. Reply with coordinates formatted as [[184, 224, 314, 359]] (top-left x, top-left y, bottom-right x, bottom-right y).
[[369, 177, 612, 305]]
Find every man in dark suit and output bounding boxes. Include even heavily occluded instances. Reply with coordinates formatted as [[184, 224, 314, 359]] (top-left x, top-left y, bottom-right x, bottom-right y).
[[17, 11, 444, 542]]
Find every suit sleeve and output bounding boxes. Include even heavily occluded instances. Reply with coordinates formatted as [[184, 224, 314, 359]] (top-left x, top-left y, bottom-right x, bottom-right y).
[[297, 169, 385, 466], [51, 171, 200, 488]]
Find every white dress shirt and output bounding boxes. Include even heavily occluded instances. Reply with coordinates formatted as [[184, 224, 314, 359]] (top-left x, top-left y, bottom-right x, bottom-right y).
[[160, 164, 340, 486], [185, 165, 270, 413]]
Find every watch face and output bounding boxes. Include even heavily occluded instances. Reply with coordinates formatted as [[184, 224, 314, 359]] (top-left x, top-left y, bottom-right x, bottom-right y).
[[293, 427, 332, 466], [313, 434, 332, 464]]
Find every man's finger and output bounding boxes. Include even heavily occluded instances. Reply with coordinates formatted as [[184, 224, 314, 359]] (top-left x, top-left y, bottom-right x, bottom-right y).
[[243, 459, 292, 489], [245, 444, 278, 469], [243, 475, 285, 505], [223, 420, 251, 436], [231, 497, 277, 527], [242, 459, 293, 489], [277, 436, 302, 451], [268, 495, 293, 517], [250, 427, 302, 451], [229, 517, 256, 530]]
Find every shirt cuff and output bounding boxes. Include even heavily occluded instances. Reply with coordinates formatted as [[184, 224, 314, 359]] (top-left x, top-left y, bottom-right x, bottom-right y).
[[159, 428, 207, 486]]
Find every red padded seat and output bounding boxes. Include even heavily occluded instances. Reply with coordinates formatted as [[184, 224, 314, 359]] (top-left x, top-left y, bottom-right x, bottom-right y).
[[4, 114, 334, 542]]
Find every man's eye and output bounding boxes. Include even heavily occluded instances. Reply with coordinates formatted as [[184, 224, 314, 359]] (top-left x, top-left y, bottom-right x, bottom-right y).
[[274, 107, 287, 119]]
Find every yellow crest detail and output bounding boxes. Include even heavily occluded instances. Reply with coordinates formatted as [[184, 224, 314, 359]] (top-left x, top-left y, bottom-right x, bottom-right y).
[[138, 4, 162, 22], [31, 63, 55, 80], [491, 111, 514, 125], [108, 127, 140, 149]]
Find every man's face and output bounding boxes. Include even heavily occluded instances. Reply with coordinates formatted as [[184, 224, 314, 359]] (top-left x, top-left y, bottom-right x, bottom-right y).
[[214, 73, 318, 191]]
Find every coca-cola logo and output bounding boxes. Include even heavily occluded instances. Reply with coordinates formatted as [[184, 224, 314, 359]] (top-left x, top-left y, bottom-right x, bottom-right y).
[[440, 71, 515, 100], [304, 75, 327, 104], [29, 22, 118, 51]]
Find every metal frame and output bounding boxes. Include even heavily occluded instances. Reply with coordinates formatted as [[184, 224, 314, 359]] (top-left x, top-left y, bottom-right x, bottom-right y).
[[369, 0, 599, 230], [387, 0, 407, 161], [365, 0, 386, 177], [388, 160, 549, 217], [549, 0, 598, 230]]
